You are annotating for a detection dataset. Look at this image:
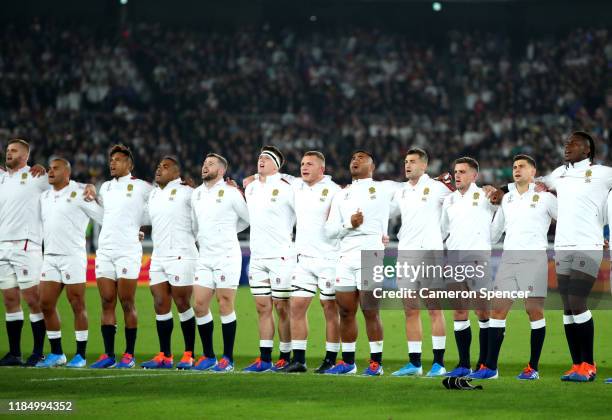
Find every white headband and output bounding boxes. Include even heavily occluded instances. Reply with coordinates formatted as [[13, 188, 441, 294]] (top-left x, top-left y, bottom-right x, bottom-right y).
[[260, 151, 281, 168]]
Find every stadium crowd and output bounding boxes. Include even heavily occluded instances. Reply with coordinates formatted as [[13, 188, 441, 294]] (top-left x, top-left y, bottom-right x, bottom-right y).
[[0, 21, 610, 186]]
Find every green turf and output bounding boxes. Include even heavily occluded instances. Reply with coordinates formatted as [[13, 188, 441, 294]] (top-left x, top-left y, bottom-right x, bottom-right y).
[[1, 286, 612, 419]]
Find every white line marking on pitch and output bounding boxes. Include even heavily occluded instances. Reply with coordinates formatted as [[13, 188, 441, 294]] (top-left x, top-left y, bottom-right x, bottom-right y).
[[29, 373, 176, 382]]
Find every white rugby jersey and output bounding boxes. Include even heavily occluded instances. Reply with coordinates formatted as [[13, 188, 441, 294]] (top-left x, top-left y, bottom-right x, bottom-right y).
[[540, 159, 612, 249], [40, 180, 104, 255], [97, 173, 153, 251], [192, 179, 249, 258], [391, 174, 451, 250], [441, 183, 497, 250], [149, 178, 198, 258], [325, 178, 400, 255], [0, 166, 49, 244], [491, 183, 557, 250], [246, 172, 295, 259], [293, 176, 341, 260]]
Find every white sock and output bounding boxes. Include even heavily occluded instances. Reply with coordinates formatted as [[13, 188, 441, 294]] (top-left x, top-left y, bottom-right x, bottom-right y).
[[490, 318, 506, 328], [530, 318, 545, 329], [220, 312, 236, 324], [563, 314, 574, 325], [259, 340, 273, 348], [407, 341, 422, 354], [369, 341, 383, 353], [279, 342, 292, 353], [342, 342, 356, 352], [326, 342, 340, 352], [29, 313, 44, 323], [75, 330, 88, 341], [6, 311, 24, 321], [196, 312, 213, 325], [454, 320, 470, 331], [156, 312, 173, 321], [432, 335, 446, 349], [478, 319, 490, 329], [573, 310, 592, 324], [292, 340, 307, 351], [179, 308, 194, 322], [47, 330, 61, 340]]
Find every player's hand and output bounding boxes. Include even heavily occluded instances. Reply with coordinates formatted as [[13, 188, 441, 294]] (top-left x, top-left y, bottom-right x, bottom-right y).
[[436, 172, 456, 191], [242, 175, 255, 189], [83, 184, 97, 202], [29, 164, 46, 177], [225, 177, 239, 189], [483, 185, 504, 205], [139, 231, 145, 242], [351, 209, 364, 228], [482, 185, 496, 197], [604, 239, 609, 251], [382, 234, 390, 247], [534, 182, 548, 193], [181, 176, 195, 188]]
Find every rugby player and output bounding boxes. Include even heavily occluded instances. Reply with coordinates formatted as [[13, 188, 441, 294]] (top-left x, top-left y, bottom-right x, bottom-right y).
[[0, 139, 50, 366], [191, 153, 249, 372], [243, 146, 296, 372], [390, 148, 452, 377], [140, 157, 197, 370], [36, 158, 104, 368], [324, 150, 400, 375], [90, 144, 153, 369], [440, 157, 496, 378], [536, 132, 611, 382], [281, 151, 341, 373], [481, 154, 557, 380]]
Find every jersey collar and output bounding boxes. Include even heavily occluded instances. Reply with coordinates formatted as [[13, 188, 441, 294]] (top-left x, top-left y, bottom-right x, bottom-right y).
[[52, 181, 74, 195], [204, 178, 225, 191], [352, 177, 373, 184], [408, 173, 430, 188], [567, 158, 591, 170], [8, 165, 29, 176], [114, 173, 132, 183], [456, 182, 478, 197], [260, 172, 281, 183], [165, 178, 182, 188]]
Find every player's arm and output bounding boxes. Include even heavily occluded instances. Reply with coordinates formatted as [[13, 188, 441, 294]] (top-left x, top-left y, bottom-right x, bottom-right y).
[[490, 204, 505, 244], [535, 166, 564, 192], [29, 163, 47, 177], [440, 196, 451, 241], [546, 193, 558, 221], [324, 194, 353, 239], [190, 194, 200, 239], [78, 195, 104, 225], [381, 180, 402, 199], [389, 191, 401, 218], [433, 180, 453, 206], [482, 184, 508, 205], [435, 172, 456, 192], [140, 183, 154, 226], [231, 188, 250, 233], [243, 172, 298, 188]]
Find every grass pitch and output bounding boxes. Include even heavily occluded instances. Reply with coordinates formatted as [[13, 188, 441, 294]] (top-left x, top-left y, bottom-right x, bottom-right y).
[[1, 285, 612, 419]]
